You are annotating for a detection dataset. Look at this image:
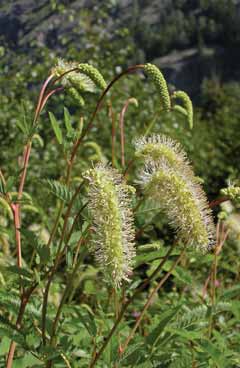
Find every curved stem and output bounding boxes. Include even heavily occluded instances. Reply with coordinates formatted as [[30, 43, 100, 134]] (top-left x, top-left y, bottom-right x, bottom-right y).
[[6, 74, 62, 368], [33, 74, 54, 124], [65, 65, 145, 181], [209, 196, 229, 208]]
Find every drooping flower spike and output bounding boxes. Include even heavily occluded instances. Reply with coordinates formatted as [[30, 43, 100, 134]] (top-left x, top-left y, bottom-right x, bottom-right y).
[[84, 164, 136, 288], [135, 134, 202, 188], [136, 135, 215, 252], [172, 90, 193, 129], [143, 63, 171, 111]]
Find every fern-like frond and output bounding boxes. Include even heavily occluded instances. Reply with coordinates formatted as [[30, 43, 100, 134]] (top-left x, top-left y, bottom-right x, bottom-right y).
[[43, 179, 73, 203]]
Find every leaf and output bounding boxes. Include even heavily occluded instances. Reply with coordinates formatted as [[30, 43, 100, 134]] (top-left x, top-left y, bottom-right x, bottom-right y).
[[4, 265, 33, 279], [199, 340, 228, 367], [5, 176, 15, 192], [16, 102, 31, 136], [118, 342, 145, 366], [43, 179, 73, 203], [12, 353, 42, 368], [174, 305, 208, 329], [68, 231, 82, 246], [76, 310, 97, 336], [146, 305, 182, 347], [37, 244, 51, 265], [0, 290, 52, 326], [16, 119, 27, 134], [49, 111, 63, 144], [169, 351, 192, 368], [64, 107, 73, 133], [167, 327, 203, 340], [172, 266, 193, 285], [135, 249, 166, 267], [0, 315, 26, 347], [222, 284, 240, 300], [0, 177, 5, 194]]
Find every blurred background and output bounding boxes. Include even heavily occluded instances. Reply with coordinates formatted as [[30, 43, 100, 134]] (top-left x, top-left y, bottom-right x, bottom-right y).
[[1, 0, 240, 199]]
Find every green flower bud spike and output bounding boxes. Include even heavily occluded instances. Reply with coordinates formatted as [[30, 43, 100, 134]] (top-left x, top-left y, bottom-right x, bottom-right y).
[[136, 135, 215, 252], [172, 90, 193, 129], [68, 87, 85, 107], [78, 63, 107, 90], [143, 63, 171, 111], [173, 104, 188, 117], [84, 164, 136, 288]]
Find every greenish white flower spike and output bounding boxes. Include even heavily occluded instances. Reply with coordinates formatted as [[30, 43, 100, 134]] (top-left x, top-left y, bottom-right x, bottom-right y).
[[136, 135, 215, 251], [135, 134, 196, 184], [143, 63, 171, 111], [172, 90, 193, 129], [84, 165, 136, 288]]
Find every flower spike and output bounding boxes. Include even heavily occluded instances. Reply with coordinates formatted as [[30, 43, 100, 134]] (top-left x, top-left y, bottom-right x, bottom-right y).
[[172, 90, 193, 129], [143, 63, 171, 111], [84, 164, 136, 288], [136, 135, 215, 251]]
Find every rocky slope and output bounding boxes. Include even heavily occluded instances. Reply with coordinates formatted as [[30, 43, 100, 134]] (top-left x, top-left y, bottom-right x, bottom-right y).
[[1, 0, 240, 94]]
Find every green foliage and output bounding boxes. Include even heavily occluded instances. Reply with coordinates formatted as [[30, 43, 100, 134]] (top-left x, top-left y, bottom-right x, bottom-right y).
[[43, 179, 73, 203], [0, 2, 240, 367]]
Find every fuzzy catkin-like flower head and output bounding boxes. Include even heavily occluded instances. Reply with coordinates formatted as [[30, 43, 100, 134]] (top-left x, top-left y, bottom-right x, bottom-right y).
[[84, 165, 136, 288], [143, 63, 171, 111], [135, 134, 196, 184], [136, 135, 215, 251]]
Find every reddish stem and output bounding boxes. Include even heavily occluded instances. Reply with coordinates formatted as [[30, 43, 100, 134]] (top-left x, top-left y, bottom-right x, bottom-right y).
[[209, 196, 228, 208], [6, 75, 60, 368], [66, 65, 145, 178], [18, 142, 32, 201], [39, 86, 64, 115], [34, 75, 54, 124]]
